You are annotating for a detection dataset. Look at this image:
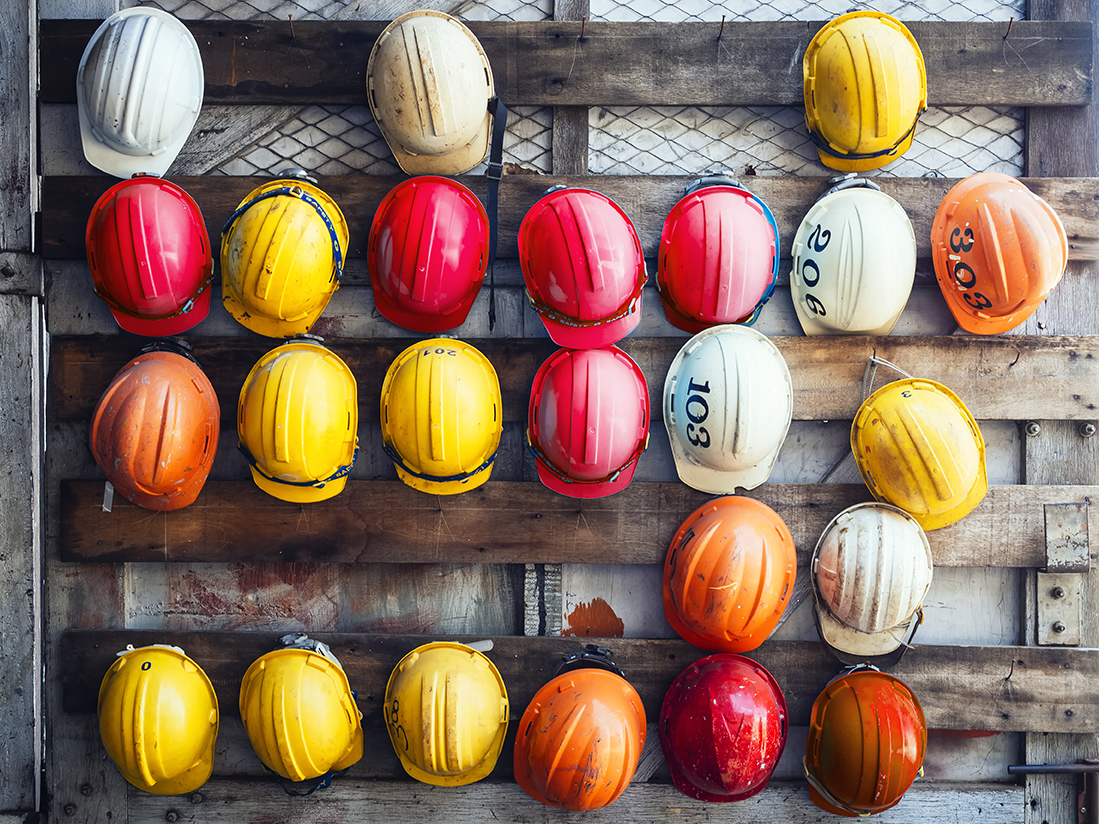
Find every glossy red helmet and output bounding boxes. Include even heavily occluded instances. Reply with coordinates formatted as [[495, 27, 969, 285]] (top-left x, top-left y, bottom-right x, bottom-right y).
[[86, 176, 213, 335], [368, 176, 489, 333], [657, 176, 779, 333], [518, 187, 647, 349], [527, 346, 650, 498], [805, 667, 927, 816], [660, 654, 787, 803]]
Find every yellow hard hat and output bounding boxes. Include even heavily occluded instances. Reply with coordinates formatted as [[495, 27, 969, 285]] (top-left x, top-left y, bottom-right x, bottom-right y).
[[221, 176, 348, 338], [366, 11, 495, 175], [380, 339, 502, 495], [239, 642, 363, 784], [385, 642, 509, 786], [237, 339, 359, 503], [98, 645, 218, 795], [852, 378, 987, 530], [804, 12, 927, 172]]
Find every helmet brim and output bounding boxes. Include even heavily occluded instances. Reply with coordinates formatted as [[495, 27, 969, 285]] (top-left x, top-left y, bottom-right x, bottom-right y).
[[534, 458, 639, 500], [222, 287, 329, 339], [248, 466, 349, 504], [814, 128, 918, 174], [539, 304, 642, 350], [394, 462, 494, 496], [109, 288, 212, 337]]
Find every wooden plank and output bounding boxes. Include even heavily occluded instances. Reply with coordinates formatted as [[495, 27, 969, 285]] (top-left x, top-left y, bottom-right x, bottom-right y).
[[39, 20, 1092, 107], [60, 630, 1099, 734], [41, 174, 1099, 262], [0, 0, 34, 253], [124, 779, 1021, 823], [0, 251, 42, 298], [0, 297, 42, 813], [49, 334, 1099, 424], [60, 480, 1097, 567]]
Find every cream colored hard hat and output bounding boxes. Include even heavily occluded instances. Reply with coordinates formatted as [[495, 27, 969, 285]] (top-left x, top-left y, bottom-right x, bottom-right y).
[[366, 11, 494, 175]]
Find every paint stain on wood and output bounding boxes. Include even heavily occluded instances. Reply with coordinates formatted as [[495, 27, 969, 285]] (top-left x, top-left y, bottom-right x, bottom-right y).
[[562, 597, 625, 637]]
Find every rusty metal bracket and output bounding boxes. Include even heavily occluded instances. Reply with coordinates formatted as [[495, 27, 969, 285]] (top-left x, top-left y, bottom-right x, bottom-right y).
[[1037, 503, 1090, 647], [1009, 760, 1099, 824]]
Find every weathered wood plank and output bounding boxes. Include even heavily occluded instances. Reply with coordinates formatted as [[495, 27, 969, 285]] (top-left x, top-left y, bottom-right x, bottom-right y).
[[60, 480, 1097, 567], [49, 334, 1099, 424], [124, 779, 1021, 823], [41, 174, 1099, 262], [39, 20, 1092, 107], [0, 0, 34, 253], [60, 631, 1099, 733]]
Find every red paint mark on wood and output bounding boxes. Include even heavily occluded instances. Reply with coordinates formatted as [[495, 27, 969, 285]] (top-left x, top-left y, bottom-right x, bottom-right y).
[[929, 729, 1002, 739], [562, 597, 625, 637]]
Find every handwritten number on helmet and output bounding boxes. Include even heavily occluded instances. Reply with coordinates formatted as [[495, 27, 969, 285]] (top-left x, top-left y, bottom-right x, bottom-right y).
[[964, 292, 992, 310], [801, 224, 830, 316], [685, 380, 711, 448], [809, 224, 831, 253], [952, 261, 977, 290], [949, 227, 975, 253]]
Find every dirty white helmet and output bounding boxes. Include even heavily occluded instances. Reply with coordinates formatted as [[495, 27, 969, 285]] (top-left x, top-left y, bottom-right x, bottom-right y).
[[367, 11, 494, 175], [812, 502, 933, 663], [791, 177, 916, 336], [77, 7, 204, 178], [663, 326, 793, 493]]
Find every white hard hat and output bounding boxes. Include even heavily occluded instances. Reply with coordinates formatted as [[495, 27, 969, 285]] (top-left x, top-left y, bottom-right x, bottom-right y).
[[791, 178, 916, 336], [77, 7, 204, 178], [366, 11, 494, 176], [812, 502, 933, 661], [663, 325, 792, 493]]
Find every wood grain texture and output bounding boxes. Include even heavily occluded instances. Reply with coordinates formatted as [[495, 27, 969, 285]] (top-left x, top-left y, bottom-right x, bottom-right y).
[[39, 20, 1092, 107], [49, 334, 1099, 424], [0, 252, 43, 297], [60, 630, 1099, 734], [41, 174, 1099, 262], [60, 480, 1096, 567], [0, 0, 34, 252]]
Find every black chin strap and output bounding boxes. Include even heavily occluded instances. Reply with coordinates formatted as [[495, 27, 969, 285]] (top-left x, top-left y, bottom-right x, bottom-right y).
[[486, 98, 509, 332]]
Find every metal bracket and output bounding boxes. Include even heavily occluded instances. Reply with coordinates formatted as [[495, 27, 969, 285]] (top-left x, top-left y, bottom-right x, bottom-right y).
[[1037, 504, 1090, 646]]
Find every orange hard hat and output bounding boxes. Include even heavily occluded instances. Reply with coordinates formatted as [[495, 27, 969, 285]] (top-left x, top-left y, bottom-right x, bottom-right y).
[[514, 665, 645, 811], [804, 667, 927, 816], [663, 496, 797, 653], [90, 344, 220, 510], [931, 172, 1067, 335]]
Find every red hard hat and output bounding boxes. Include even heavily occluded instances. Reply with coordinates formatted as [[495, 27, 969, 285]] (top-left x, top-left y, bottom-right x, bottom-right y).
[[657, 177, 780, 333], [660, 654, 788, 803], [518, 187, 647, 349], [86, 176, 213, 335], [90, 346, 220, 510], [805, 668, 927, 816], [368, 176, 489, 333], [527, 346, 650, 498]]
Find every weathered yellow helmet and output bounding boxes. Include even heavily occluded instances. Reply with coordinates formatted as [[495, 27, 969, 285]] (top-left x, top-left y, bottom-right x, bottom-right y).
[[239, 639, 363, 784], [98, 645, 218, 795], [366, 11, 495, 175], [852, 378, 987, 530], [237, 339, 359, 503], [380, 339, 502, 495], [804, 12, 927, 172], [385, 642, 509, 786], [221, 176, 348, 338]]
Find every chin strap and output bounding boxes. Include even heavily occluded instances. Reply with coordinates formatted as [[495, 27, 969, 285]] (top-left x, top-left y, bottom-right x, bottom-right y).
[[486, 98, 509, 332]]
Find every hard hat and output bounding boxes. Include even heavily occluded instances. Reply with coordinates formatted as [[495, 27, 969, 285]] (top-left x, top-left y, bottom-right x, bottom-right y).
[[366, 11, 495, 175], [77, 7, 203, 178], [852, 378, 987, 531], [664, 496, 797, 653], [385, 642, 509, 786], [791, 177, 916, 336], [804, 667, 927, 816], [812, 503, 933, 663], [931, 172, 1068, 335], [86, 176, 213, 336], [514, 663, 645, 811], [90, 344, 219, 511], [380, 338, 502, 495], [368, 177, 489, 333], [657, 175, 779, 333], [239, 637, 363, 784], [663, 325, 792, 493], [221, 175, 348, 338], [518, 187, 647, 349], [803, 12, 927, 172], [660, 654, 787, 803], [527, 346, 650, 499], [98, 644, 218, 795], [237, 339, 359, 503]]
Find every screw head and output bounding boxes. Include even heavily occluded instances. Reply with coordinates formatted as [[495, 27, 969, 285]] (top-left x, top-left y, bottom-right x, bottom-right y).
[[80, 784, 93, 797], [1053, 621, 1067, 633], [64, 804, 77, 816], [166, 812, 179, 823], [190, 792, 204, 804], [1052, 586, 1066, 599], [1025, 421, 1042, 437], [1080, 422, 1097, 438]]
